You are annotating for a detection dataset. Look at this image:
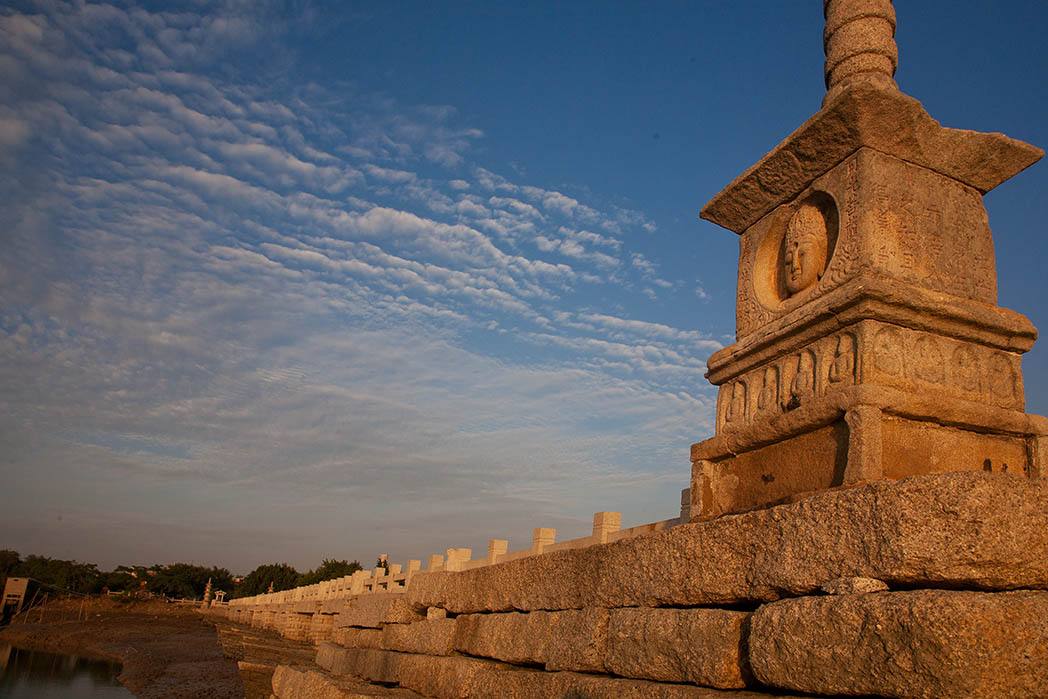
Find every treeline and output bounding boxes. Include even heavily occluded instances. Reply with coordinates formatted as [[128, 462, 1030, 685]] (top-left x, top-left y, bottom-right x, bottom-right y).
[[0, 550, 362, 600], [234, 559, 363, 597]]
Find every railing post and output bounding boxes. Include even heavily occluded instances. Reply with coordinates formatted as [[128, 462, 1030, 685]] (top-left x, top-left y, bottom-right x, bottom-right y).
[[591, 512, 622, 543], [350, 570, 367, 595], [444, 548, 472, 572], [531, 527, 556, 555], [487, 538, 508, 565]]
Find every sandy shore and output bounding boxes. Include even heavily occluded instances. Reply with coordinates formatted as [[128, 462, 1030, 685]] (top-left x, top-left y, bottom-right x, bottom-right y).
[[0, 598, 243, 698]]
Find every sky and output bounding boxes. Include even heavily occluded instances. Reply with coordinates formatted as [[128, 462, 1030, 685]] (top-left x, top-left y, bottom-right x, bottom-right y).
[[1, 1, 1046, 574]]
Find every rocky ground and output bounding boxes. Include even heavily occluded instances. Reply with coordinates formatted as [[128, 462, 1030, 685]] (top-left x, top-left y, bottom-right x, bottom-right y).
[[0, 597, 244, 698]]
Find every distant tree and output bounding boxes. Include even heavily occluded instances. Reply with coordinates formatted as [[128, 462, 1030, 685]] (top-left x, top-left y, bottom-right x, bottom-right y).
[[97, 570, 133, 594], [147, 563, 233, 600], [13, 555, 100, 594], [97, 566, 148, 594], [298, 559, 363, 586], [235, 563, 300, 598]]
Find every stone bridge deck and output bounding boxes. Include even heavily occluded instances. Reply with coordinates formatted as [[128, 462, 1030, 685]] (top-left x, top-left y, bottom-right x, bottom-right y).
[[211, 472, 1048, 698]]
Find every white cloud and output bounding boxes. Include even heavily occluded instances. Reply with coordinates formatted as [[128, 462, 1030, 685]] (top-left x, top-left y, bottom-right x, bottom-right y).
[[0, 0, 715, 572]]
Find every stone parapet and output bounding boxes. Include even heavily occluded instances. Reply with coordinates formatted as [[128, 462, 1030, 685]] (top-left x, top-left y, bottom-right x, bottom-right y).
[[229, 498, 692, 610], [408, 473, 1048, 614], [225, 472, 1048, 697]]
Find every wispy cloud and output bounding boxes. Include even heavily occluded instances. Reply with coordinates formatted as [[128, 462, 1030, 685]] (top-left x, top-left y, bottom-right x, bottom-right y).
[[0, 0, 716, 571]]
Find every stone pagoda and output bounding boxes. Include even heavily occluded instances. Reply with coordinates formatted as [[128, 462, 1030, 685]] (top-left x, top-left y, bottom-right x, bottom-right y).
[[691, 0, 1046, 519]]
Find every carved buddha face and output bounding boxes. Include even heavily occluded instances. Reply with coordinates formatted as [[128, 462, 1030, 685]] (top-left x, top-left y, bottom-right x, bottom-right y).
[[783, 204, 829, 296]]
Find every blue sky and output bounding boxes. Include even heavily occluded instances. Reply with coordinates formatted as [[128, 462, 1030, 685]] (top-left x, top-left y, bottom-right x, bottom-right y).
[[1, 1, 1045, 573]]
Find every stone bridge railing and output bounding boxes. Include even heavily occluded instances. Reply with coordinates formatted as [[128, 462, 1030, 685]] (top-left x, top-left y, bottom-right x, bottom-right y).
[[228, 487, 690, 609]]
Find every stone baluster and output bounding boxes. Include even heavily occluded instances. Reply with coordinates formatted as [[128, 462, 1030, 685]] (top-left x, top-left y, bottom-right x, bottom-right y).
[[591, 512, 621, 544], [487, 538, 509, 565], [531, 527, 556, 555], [444, 548, 472, 572]]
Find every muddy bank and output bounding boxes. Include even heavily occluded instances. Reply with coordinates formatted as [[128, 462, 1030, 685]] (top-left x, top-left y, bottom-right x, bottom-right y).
[[0, 598, 243, 698]]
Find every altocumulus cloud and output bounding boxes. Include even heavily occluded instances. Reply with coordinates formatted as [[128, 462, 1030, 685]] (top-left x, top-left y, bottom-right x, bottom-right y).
[[0, 1, 720, 571]]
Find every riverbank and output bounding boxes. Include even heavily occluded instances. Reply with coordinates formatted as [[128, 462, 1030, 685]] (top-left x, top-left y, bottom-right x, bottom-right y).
[[0, 598, 243, 698]]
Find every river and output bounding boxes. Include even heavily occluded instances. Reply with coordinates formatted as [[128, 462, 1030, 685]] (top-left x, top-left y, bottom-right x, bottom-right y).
[[0, 644, 132, 698]]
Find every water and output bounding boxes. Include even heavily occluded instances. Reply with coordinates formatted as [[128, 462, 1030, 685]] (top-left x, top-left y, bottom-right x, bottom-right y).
[[0, 645, 132, 698]]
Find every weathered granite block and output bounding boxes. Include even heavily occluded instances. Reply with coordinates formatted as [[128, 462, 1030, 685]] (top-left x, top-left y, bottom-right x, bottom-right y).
[[317, 643, 497, 697], [315, 643, 796, 699], [605, 608, 750, 689], [271, 664, 419, 698], [452, 608, 607, 672], [309, 613, 335, 644], [332, 627, 383, 649], [335, 593, 422, 629], [469, 667, 801, 699], [750, 590, 1048, 698], [408, 473, 1048, 613], [381, 618, 456, 656]]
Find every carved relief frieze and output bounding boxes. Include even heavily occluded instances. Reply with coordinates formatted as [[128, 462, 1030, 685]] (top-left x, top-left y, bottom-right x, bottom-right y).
[[724, 380, 748, 426], [716, 331, 857, 433], [820, 155, 861, 287], [911, 335, 945, 384], [987, 354, 1018, 403], [872, 326, 904, 377], [865, 324, 1023, 409], [756, 365, 781, 415], [787, 350, 816, 409], [714, 322, 1023, 435], [828, 334, 857, 386]]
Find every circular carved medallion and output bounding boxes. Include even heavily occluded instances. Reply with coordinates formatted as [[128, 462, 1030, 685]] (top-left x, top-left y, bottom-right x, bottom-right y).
[[753, 191, 839, 310]]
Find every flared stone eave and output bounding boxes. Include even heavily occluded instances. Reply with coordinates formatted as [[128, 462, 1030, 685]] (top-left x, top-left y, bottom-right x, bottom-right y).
[[700, 84, 1044, 234]]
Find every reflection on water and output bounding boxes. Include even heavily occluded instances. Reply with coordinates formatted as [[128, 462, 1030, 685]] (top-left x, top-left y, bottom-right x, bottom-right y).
[[0, 644, 132, 698]]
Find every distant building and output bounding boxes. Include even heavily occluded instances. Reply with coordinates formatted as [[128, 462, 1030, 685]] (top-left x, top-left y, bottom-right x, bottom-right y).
[[1, 577, 30, 625]]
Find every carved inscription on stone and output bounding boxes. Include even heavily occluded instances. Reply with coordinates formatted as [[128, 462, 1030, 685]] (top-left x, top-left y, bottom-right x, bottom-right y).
[[736, 232, 773, 332], [735, 150, 1001, 343], [820, 155, 860, 287], [864, 152, 997, 303]]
